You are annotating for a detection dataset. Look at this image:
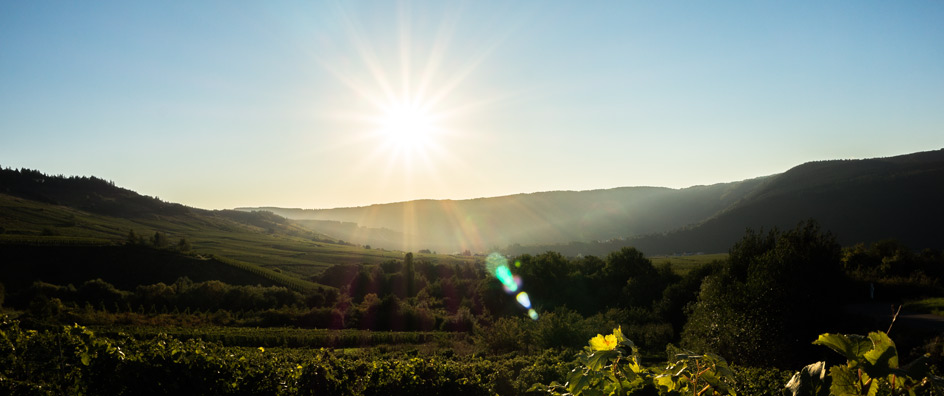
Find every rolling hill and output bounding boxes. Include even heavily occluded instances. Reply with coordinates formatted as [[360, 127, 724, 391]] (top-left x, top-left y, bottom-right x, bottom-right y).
[[242, 177, 769, 253], [508, 149, 944, 256], [244, 149, 944, 256], [0, 168, 476, 292]]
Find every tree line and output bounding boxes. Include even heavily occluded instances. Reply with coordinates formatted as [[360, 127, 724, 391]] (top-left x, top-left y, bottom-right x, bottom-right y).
[[5, 220, 943, 368]]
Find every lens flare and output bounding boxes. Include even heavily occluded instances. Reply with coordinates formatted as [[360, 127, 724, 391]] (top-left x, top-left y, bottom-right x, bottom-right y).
[[487, 253, 519, 292], [495, 266, 518, 293], [516, 292, 531, 308], [487, 252, 539, 320]]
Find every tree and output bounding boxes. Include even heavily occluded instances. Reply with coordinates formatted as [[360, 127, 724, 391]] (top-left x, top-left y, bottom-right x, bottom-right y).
[[177, 237, 192, 252], [151, 231, 168, 248], [603, 247, 666, 308], [404, 252, 416, 297], [681, 220, 844, 367], [126, 229, 144, 245], [513, 252, 574, 310]]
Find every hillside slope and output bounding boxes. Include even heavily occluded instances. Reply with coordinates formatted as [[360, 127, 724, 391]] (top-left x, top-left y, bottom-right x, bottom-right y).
[[690, 148, 944, 250], [511, 149, 944, 256], [0, 168, 461, 291], [244, 177, 768, 253], [0, 244, 282, 293]]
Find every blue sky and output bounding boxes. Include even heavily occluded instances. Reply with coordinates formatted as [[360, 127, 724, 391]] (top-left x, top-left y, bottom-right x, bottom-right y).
[[2, 1, 942, 209]]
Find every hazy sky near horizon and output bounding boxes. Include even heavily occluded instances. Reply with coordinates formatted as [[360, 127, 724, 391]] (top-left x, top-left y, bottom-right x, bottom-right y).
[[2, 1, 942, 210]]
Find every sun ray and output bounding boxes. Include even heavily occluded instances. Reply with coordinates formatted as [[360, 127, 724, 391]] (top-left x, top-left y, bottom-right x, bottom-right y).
[[311, 0, 534, 225], [398, 1, 413, 103], [333, 3, 397, 104], [414, 5, 462, 106]]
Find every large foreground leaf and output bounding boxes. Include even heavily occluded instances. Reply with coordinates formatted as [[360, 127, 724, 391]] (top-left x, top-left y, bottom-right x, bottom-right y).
[[862, 332, 898, 374], [813, 334, 871, 362]]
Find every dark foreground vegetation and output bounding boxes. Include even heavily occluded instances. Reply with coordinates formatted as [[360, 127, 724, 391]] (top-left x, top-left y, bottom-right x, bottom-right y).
[[1, 318, 940, 395], [2, 221, 944, 394]]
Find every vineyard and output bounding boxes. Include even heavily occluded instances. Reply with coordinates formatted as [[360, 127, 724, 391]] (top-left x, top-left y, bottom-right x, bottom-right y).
[[3, 317, 940, 395], [0, 317, 576, 396], [208, 255, 323, 294], [93, 325, 465, 349]]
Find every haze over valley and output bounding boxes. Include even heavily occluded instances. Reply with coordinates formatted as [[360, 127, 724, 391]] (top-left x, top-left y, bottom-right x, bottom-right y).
[[241, 149, 944, 256]]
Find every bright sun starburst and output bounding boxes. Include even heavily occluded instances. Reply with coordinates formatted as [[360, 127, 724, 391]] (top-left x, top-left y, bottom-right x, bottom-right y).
[[313, 1, 516, 253], [377, 101, 438, 153], [319, 0, 511, 207]]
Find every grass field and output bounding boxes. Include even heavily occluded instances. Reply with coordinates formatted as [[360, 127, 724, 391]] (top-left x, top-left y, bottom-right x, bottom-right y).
[[649, 253, 727, 275], [903, 297, 944, 317]]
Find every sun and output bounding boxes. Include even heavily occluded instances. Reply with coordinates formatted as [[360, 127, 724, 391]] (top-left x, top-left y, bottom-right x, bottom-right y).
[[320, 1, 503, 181], [377, 101, 437, 152]]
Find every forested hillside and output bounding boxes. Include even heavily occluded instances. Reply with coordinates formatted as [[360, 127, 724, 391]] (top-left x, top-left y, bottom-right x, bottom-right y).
[[505, 149, 944, 256], [246, 149, 944, 256]]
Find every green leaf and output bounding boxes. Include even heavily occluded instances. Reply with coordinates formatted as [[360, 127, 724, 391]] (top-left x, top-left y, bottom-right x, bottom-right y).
[[863, 332, 898, 372], [813, 333, 871, 362], [614, 326, 635, 350], [586, 350, 617, 371], [828, 365, 861, 396], [865, 379, 879, 396], [603, 368, 619, 383], [654, 374, 677, 391], [582, 389, 605, 396], [567, 371, 592, 394]]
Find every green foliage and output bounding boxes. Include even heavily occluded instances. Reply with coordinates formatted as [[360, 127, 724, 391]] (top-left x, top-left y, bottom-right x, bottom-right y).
[[682, 221, 845, 367], [535, 327, 737, 396], [784, 332, 944, 396], [404, 252, 416, 297], [476, 316, 535, 354], [729, 365, 795, 396], [536, 327, 652, 396], [151, 231, 168, 248], [177, 237, 191, 252], [507, 248, 679, 317], [0, 315, 574, 395], [655, 351, 738, 396]]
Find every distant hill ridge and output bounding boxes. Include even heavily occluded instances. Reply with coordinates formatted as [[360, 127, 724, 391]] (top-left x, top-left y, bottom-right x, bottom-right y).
[[3, 148, 942, 257], [241, 180, 768, 253], [242, 149, 944, 255], [506, 149, 944, 256]]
